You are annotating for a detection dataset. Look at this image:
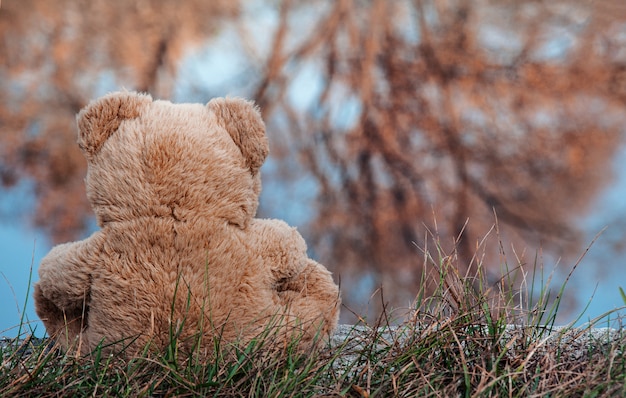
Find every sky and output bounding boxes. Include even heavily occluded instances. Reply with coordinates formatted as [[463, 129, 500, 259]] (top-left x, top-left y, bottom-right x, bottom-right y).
[[1, 1, 626, 338], [0, 223, 48, 337]]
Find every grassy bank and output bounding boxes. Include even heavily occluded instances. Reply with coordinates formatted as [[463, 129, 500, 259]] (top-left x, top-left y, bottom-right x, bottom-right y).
[[1, 240, 625, 397]]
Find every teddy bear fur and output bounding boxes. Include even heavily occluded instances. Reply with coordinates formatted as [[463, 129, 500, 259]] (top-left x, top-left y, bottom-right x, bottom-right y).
[[34, 91, 340, 359]]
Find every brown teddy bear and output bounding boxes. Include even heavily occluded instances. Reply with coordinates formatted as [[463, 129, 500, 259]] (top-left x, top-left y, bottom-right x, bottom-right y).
[[34, 91, 340, 359]]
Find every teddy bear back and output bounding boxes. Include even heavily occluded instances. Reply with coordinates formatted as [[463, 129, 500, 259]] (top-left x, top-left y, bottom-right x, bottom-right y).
[[76, 91, 269, 228]]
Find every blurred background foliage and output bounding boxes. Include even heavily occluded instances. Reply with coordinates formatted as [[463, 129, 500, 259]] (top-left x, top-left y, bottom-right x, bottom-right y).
[[2, 0, 626, 322]]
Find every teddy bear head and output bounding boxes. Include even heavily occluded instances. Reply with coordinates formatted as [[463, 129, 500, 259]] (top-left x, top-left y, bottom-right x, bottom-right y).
[[76, 91, 269, 228]]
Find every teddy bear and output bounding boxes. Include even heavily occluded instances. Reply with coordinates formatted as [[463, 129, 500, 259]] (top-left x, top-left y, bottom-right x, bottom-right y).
[[34, 91, 340, 359]]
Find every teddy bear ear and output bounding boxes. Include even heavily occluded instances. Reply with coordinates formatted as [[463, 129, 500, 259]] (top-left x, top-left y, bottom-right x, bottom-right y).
[[76, 91, 152, 158], [207, 97, 269, 174]]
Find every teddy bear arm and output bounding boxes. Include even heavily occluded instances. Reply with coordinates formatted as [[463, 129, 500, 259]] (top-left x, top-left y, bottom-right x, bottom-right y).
[[275, 259, 341, 345], [36, 237, 99, 312], [248, 219, 308, 284]]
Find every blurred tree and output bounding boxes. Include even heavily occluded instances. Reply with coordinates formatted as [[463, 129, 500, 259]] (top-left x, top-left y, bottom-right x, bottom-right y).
[[0, 0, 238, 242], [2, 0, 626, 321], [250, 0, 626, 316]]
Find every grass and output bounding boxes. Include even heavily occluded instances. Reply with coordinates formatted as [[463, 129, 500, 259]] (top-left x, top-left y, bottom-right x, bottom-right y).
[[1, 234, 625, 397]]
